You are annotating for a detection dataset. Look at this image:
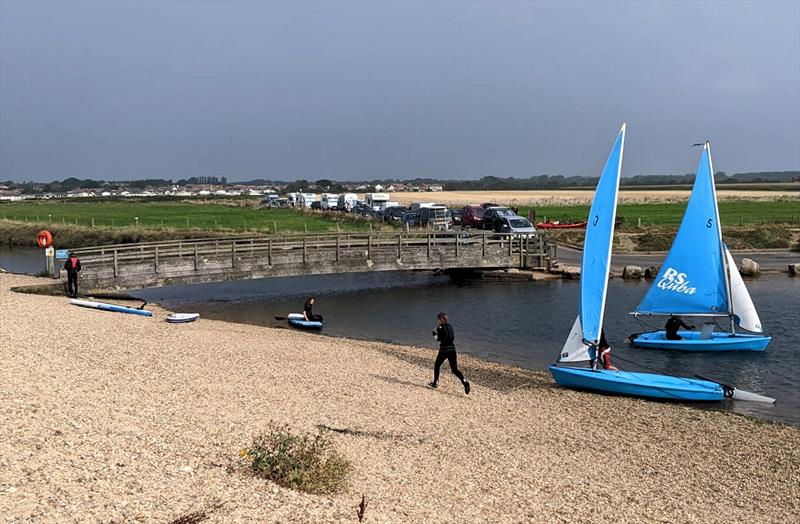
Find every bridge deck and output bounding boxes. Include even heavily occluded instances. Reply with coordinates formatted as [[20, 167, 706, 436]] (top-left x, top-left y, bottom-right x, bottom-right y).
[[71, 231, 555, 290]]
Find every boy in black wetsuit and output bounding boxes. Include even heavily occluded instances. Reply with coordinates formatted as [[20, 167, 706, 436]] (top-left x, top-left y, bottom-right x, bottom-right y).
[[429, 312, 470, 394], [303, 297, 323, 321], [665, 315, 694, 340]]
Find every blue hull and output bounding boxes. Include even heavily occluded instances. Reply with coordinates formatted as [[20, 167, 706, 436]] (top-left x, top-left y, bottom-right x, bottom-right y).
[[70, 299, 152, 317], [288, 318, 323, 330], [631, 330, 770, 352], [548, 365, 724, 401]]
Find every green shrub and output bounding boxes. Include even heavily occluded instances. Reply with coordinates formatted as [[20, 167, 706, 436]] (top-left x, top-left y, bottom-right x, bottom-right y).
[[634, 231, 673, 252], [241, 423, 351, 494]]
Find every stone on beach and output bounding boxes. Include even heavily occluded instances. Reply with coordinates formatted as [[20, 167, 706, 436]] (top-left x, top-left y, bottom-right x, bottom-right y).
[[644, 265, 660, 279], [561, 265, 581, 279], [789, 263, 800, 276]]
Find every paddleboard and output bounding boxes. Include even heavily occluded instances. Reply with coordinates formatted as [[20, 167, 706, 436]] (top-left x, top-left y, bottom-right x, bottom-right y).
[[286, 313, 323, 330], [70, 299, 153, 317], [166, 313, 200, 323]]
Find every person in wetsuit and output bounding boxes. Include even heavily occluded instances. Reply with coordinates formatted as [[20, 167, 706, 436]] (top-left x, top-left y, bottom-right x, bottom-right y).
[[593, 330, 618, 371], [665, 315, 694, 340], [429, 312, 470, 394], [303, 297, 323, 322], [64, 252, 81, 298]]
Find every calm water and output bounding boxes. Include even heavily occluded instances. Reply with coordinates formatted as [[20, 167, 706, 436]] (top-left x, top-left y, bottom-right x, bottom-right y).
[[138, 271, 800, 426], [0, 244, 45, 274]]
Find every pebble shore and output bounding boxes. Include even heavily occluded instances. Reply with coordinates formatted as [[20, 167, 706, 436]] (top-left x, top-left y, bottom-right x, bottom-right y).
[[1, 273, 798, 523]]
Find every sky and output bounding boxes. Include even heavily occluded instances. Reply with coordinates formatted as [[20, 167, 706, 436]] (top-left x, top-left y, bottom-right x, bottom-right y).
[[1, 0, 798, 182]]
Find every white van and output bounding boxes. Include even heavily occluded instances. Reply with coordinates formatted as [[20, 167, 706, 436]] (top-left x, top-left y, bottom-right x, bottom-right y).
[[338, 193, 358, 211], [320, 193, 339, 210], [298, 193, 318, 208], [287, 193, 300, 207], [365, 192, 390, 212]]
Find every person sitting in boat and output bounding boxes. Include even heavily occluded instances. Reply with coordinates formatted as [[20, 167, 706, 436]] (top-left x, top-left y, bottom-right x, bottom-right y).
[[592, 331, 618, 371], [665, 315, 694, 340], [303, 297, 323, 322]]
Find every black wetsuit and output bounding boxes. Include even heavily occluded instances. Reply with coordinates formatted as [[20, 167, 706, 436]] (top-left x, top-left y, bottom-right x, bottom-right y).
[[303, 301, 323, 322], [64, 256, 81, 298], [665, 316, 691, 340], [433, 323, 466, 384]]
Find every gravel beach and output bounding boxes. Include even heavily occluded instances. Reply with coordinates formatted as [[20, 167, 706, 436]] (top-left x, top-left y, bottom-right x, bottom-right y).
[[1, 273, 798, 523]]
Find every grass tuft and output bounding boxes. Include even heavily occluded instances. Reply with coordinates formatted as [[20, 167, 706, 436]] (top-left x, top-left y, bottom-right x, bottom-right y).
[[241, 423, 351, 494]]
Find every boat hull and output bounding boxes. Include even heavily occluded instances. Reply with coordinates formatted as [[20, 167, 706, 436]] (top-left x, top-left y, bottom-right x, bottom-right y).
[[548, 365, 724, 401], [630, 330, 770, 351]]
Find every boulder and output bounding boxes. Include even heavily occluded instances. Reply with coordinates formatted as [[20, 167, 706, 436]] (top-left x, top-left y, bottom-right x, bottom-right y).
[[622, 265, 643, 279], [739, 258, 760, 277], [644, 265, 660, 279], [561, 266, 581, 280], [789, 263, 800, 276]]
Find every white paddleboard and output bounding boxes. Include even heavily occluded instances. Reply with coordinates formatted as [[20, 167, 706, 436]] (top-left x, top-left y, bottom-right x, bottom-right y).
[[166, 313, 200, 323]]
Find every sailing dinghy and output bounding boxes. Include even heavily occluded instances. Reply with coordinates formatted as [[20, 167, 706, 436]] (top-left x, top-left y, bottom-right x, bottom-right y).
[[548, 126, 774, 403], [629, 142, 771, 351]]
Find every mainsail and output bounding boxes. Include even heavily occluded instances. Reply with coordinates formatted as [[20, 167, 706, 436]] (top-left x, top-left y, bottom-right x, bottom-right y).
[[635, 142, 729, 316], [580, 123, 626, 345], [726, 247, 763, 333]]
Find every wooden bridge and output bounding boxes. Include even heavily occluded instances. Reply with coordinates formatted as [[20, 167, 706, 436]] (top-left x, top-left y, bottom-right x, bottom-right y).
[[70, 231, 557, 291]]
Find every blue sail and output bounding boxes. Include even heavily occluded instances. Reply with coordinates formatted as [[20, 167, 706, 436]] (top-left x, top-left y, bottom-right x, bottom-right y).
[[580, 124, 626, 345], [636, 143, 729, 315]]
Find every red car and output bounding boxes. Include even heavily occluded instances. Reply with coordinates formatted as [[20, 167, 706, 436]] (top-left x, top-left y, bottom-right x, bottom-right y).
[[461, 205, 485, 228]]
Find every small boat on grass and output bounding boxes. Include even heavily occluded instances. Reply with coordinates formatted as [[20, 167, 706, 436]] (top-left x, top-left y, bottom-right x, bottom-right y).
[[548, 125, 774, 404], [70, 298, 152, 317], [166, 313, 200, 323], [535, 221, 588, 229], [629, 142, 771, 352]]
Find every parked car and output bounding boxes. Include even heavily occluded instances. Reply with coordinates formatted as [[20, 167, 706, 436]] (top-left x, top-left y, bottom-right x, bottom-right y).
[[493, 216, 537, 236], [310, 201, 322, 210], [383, 206, 409, 223], [481, 207, 516, 230], [403, 211, 419, 227], [450, 209, 463, 226], [417, 205, 452, 230], [461, 204, 484, 228]]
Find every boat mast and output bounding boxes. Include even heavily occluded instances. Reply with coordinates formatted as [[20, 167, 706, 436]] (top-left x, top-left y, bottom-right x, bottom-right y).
[[706, 141, 735, 334]]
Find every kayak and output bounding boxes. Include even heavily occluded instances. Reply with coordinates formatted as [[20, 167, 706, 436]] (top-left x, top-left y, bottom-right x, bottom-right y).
[[535, 221, 588, 229], [166, 313, 200, 323], [70, 299, 152, 317], [287, 313, 323, 330]]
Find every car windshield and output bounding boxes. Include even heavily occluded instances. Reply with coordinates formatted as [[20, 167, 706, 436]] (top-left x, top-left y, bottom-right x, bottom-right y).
[[509, 218, 532, 228], [391, 207, 408, 213]]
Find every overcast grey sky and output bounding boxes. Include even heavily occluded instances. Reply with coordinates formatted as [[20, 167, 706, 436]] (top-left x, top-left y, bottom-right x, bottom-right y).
[[1, 0, 798, 182]]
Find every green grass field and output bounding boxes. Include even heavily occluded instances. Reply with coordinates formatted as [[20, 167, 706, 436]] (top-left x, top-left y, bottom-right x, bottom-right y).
[[0, 200, 380, 234], [520, 200, 800, 228]]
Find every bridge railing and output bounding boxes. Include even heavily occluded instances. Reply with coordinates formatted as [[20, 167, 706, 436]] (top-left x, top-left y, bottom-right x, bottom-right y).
[[72, 230, 552, 280]]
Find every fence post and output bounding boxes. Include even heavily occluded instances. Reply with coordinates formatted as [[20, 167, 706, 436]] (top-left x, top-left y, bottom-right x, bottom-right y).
[[273, 221, 277, 234], [508, 235, 512, 257], [194, 244, 199, 270], [336, 236, 340, 261], [250, 238, 254, 254], [454, 232, 459, 257], [186, 217, 189, 229], [482, 233, 486, 258], [304, 221, 308, 233], [303, 237, 307, 264], [268, 238, 272, 266], [397, 233, 402, 260], [519, 236, 524, 267], [427, 234, 431, 258], [232, 242, 236, 268], [154, 246, 159, 274], [113, 250, 118, 278], [367, 234, 372, 260]]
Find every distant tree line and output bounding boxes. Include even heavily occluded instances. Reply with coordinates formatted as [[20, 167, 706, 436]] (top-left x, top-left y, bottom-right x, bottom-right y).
[[2, 171, 797, 194]]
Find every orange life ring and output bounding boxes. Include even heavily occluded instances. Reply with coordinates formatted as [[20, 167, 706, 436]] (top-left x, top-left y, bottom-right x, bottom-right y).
[[36, 230, 53, 248]]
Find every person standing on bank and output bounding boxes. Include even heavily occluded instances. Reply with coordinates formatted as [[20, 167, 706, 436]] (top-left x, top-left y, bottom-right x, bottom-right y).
[[303, 297, 323, 322], [429, 312, 470, 394], [64, 252, 81, 298]]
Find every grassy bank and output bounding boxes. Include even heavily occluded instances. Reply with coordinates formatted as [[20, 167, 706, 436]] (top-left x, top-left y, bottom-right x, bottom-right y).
[[520, 199, 800, 228], [0, 201, 394, 247]]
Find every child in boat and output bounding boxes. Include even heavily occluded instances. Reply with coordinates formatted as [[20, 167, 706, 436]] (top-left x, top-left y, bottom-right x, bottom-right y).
[[665, 315, 694, 340], [592, 331, 618, 371], [303, 297, 323, 322]]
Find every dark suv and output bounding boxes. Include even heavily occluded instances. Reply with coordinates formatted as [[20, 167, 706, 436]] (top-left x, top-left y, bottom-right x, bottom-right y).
[[461, 205, 484, 228], [481, 207, 516, 230]]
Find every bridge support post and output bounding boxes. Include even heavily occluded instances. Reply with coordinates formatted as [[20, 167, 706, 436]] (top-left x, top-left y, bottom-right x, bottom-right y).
[[113, 250, 118, 278], [508, 236, 512, 257], [194, 245, 199, 271], [232, 242, 236, 268], [336, 236, 340, 261], [519, 236, 524, 267], [455, 232, 459, 257], [397, 234, 401, 260], [482, 234, 486, 258], [367, 235, 372, 261], [427, 234, 431, 259], [303, 237, 307, 264], [154, 246, 159, 274], [268, 239, 272, 266]]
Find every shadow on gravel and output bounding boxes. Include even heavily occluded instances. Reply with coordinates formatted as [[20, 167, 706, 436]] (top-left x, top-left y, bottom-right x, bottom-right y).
[[369, 373, 463, 398], [374, 346, 555, 394]]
